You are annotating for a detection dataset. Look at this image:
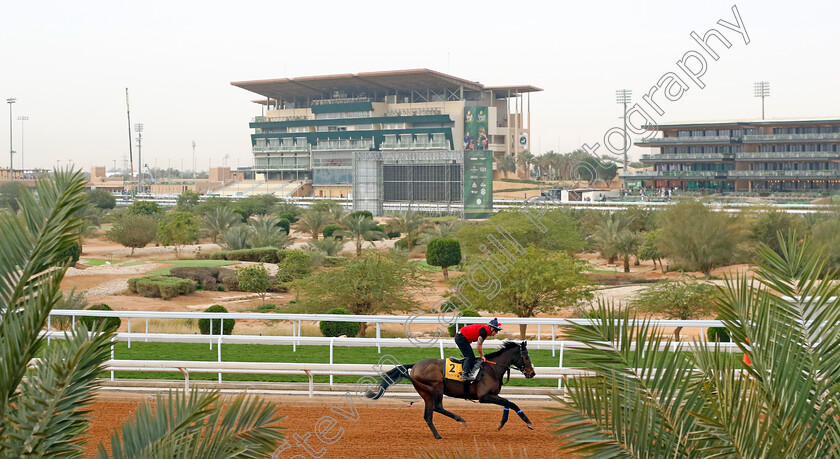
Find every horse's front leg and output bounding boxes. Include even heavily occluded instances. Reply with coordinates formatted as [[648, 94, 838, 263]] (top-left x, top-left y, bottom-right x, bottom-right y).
[[480, 393, 533, 430], [498, 406, 510, 430]]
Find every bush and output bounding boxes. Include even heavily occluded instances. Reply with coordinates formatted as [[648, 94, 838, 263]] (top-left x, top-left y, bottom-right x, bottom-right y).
[[386, 231, 401, 239], [395, 236, 419, 250], [170, 267, 223, 290], [79, 304, 121, 331], [277, 218, 291, 235], [277, 250, 312, 282], [426, 238, 462, 279], [128, 276, 196, 300], [320, 308, 361, 337], [707, 316, 731, 342], [448, 308, 482, 337], [349, 210, 373, 220], [211, 248, 284, 263], [217, 268, 239, 291], [198, 305, 235, 335], [323, 225, 341, 239], [57, 241, 82, 265], [87, 189, 116, 209]]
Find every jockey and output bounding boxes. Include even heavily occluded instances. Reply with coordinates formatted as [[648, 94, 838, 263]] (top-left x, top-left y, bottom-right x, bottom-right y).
[[455, 318, 502, 381]]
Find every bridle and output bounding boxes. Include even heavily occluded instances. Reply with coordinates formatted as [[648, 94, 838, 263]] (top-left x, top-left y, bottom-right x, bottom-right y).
[[487, 345, 532, 377]]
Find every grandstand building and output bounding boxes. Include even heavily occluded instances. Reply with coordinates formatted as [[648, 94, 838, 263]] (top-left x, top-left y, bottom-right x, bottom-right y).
[[230, 69, 540, 214], [624, 118, 840, 192]]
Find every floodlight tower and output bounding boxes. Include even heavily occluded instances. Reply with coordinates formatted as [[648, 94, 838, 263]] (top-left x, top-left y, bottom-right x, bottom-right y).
[[135, 123, 144, 193], [17, 116, 28, 171], [616, 89, 632, 182], [754, 81, 770, 120], [192, 140, 196, 179], [6, 98, 16, 174]]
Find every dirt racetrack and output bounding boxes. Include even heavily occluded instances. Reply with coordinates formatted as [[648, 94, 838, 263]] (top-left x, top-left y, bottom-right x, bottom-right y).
[[84, 392, 577, 458]]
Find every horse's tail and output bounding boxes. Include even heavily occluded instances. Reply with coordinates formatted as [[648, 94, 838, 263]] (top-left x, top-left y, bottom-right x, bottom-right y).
[[365, 364, 414, 400]]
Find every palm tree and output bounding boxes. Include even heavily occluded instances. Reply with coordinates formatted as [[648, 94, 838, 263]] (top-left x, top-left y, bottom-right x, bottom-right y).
[[497, 154, 516, 178], [386, 211, 429, 251], [516, 150, 535, 178], [201, 206, 241, 242], [551, 234, 840, 458], [0, 170, 284, 457], [293, 210, 331, 241], [588, 213, 635, 264], [219, 224, 250, 250], [418, 221, 461, 247], [339, 214, 385, 255], [248, 215, 290, 248], [613, 229, 642, 272], [307, 236, 344, 256]]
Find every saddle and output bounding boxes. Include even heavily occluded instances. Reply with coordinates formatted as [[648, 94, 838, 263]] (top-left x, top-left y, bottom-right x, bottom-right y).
[[444, 357, 482, 383]]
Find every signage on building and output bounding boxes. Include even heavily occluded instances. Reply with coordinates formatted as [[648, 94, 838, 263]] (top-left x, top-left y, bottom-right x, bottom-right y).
[[463, 106, 489, 151], [464, 150, 493, 219], [518, 133, 529, 150]]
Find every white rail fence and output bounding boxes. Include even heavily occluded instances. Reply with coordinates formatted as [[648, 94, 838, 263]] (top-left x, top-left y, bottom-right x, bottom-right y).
[[41, 311, 742, 393]]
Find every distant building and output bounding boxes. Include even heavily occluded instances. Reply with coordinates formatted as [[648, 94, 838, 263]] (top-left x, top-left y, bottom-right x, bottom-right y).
[[625, 118, 840, 192], [231, 69, 540, 212]]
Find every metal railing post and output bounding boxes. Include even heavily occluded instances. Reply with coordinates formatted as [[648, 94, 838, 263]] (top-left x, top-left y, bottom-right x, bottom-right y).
[[209, 319, 213, 350], [330, 337, 335, 386], [145, 317, 149, 342], [557, 342, 565, 390], [218, 335, 223, 383], [376, 323, 381, 353], [551, 324, 556, 357], [127, 317, 131, 348]]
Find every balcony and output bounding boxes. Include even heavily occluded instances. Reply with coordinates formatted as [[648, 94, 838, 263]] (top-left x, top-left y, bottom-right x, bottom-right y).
[[253, 115, 313, 123], [254, 144, 309, 152], [313, 138, 375, 151], [636, 135, 736, 146], [742, 133, 840, 143], [736, 151, 840, 160], [620, 170, 723, 178], [253, 164, 311, 170], [641, 153, 735, 162], [381, 140, 450, 150], [727, 169, 840, 178]]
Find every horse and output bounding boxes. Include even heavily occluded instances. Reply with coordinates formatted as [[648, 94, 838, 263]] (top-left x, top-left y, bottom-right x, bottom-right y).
[[365, 341, 537, 439]]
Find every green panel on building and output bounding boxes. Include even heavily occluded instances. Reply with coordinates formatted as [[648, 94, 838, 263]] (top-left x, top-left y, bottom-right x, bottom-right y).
[[310, 102, 373, 114], [464, 150, 493, 219]]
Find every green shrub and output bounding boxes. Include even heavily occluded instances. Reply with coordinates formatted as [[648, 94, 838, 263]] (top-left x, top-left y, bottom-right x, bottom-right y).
[[349, 210, 373, 220], [198, 304, 235, 335], [57, 242, 82, 265], [277, 218, 291, 235], [210, 248, 284, 263], [707, 316, 731, 342], [217, 268, 239, 291], [170, 267, 221, 290], [395, 236, 419, 250], [79, 304, 121, 331], [386, 231, 401, 238], [277, 250, 312, 283], [323, 225, 341, 238], [320, 307, 361, 337], [127, 275, 196, 300], [448, 308, 482, 337], [426, 238, 462, 279]]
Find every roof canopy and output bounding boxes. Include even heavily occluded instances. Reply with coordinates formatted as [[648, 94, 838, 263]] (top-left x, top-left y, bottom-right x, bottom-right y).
[[232, 69, 542, 101]]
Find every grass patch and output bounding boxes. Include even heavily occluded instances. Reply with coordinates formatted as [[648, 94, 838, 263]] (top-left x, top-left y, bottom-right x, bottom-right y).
[[149, 259, 236, 275], [122, 261, 145, 267], [588, 268, 619, 274], [409, 259, 438, 271], [82, 258, 123, 266]]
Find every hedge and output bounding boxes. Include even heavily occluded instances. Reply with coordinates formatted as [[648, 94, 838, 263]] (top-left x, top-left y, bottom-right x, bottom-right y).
[[79, 304, 121, 331], [169, 266, 240, 290], [128, 276, 196, 300], [198, 304, 235, 335], [395, 236, 419, 250], [211, 248, 285, 263], [320, 308, 361, 337], [277, 218, 291, 235]]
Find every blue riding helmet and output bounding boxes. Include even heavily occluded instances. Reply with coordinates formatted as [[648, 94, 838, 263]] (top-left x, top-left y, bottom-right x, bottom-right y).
[[488, 318, 502, 331]]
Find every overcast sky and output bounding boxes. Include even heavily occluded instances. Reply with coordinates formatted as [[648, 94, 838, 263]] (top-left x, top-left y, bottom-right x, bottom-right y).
[[1, 0, 837, 172]]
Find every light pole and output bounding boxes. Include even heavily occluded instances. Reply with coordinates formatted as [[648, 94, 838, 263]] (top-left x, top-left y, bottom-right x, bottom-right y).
[[192, 140, 196, 179], [754, 81, 770, 120], [6, 98, 15, 176], [17, 116, 27, 172], [616, 89, 632, 187], [135, 123, 144, 194]]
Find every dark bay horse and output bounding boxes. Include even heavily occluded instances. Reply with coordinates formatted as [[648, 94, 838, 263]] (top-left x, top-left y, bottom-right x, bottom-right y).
[[366, 341, 537, 439]]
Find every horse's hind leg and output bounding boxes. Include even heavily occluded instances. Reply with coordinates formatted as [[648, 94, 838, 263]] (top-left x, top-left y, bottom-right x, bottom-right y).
[[420, 391, 442, 439], [480, 393, 534, 430], [498, 407, 510, 430], [434, 394, 466, 426]]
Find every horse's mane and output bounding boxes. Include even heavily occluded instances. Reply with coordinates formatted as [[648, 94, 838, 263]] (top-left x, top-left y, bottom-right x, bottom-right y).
[[486, 341, 520, 359]]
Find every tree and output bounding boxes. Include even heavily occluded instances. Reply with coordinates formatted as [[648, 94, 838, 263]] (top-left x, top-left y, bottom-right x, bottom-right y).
[[552, 235, 840, 459], [613, 229, 642, 273], [456, 246, 592, 339], [588, 212, 634, 264], [309, 200, 345, 221], [516, 151, 535, 178], [201, 206, 242, 243], [497, 154, 516, 178], [247, 215, 290, 249], [809, 217, 840, 269], [339, 214, 385, 255], [0, 181, 27, 213], [86, 189, 116, 209], [749, 209, 803, 256], [237, 264, 271, 305], [234, 194, 278, 216], [274, 200, 301, 223], [219, 224, 250, 250], [386, 211, 429, 251], [426, 238, 462, 280], [0, 170, 284, 457], [657, 200, 744, 279], [638, 229, 664, 271], [108, 214, 158, 256], [294, 210, 331, 241], [418, 221, 462, 246], [277, 250, 312, 282], [175, 189, 201, 212], [631, 279, 717, 340], [126, 200, 161, 216], [294, 251, 428, 336], [156, 211, 199, 258], [307, 237, 344, 257], [456, 209, 586, 257]]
